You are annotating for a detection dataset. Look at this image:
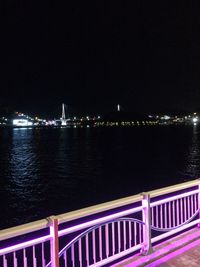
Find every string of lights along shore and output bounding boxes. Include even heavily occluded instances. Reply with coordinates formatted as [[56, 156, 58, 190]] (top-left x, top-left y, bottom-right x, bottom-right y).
[[0, 104, 199, 128]]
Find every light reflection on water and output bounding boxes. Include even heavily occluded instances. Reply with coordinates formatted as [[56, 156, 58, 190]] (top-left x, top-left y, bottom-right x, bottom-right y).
[[6, 128, 42, 225], [0, 125, 200, 229], [184, 126, 200, 179]]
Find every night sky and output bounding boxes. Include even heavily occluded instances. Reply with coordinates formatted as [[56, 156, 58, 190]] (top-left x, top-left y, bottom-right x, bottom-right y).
[[2, 2, 200, 116]]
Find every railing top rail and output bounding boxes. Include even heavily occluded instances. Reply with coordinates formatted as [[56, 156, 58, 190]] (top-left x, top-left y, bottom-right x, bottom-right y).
[[148, 179, 200, 198], [0, 234, 51, 256], [0, 194, 142, 241], [0, 219, 49, 241], [58, 206, 143, 237], [150, 189, 199, 208], [57, 194, 142, 224]]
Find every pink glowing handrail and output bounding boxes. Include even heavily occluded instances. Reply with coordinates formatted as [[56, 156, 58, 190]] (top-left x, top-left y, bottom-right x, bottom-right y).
[[0, 218, 49, 241], [58, 205, 143, 237], [57, 194, 142, 224], [149, 179, 200, 198], [0, 234, 51, 256], [150, 189, 199, 208]]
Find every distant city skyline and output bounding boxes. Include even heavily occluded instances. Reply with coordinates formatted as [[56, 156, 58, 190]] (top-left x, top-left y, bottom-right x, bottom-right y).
[[1, 101, 200, 120]]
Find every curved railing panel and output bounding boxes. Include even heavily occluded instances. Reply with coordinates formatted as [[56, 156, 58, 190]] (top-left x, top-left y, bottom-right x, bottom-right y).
[[151, 193, 199, 231], [151, 209, 199, 232], [46, 218, 144, 267]]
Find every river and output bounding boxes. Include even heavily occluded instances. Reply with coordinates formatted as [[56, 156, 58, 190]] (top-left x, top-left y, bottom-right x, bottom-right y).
[[0, 125, 199, 229]]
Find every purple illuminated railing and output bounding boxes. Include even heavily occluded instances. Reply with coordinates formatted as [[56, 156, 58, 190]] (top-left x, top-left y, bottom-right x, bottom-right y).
[[0, 179, 200, 267], [50, 218, 144, 267]]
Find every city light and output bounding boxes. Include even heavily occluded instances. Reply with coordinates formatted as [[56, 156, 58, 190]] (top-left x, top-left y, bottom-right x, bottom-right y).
[[193, 117, 198, 126], [13, 119, 33, 126], [0, 109, 200, 128]]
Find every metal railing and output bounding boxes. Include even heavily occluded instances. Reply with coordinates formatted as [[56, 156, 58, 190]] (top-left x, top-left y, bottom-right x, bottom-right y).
[[0, 179, 200, 267]]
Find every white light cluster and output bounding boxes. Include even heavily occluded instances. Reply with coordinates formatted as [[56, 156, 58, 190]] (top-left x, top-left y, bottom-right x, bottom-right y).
[[13, 119, 33, 126], [193, 117, 198, 125]]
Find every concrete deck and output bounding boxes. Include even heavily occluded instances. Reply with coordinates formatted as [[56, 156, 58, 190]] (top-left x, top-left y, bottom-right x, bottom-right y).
[[112, 227, 200, 267]]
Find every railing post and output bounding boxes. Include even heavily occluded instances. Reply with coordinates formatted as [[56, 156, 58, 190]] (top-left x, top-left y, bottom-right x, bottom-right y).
[[141, 192, 153, 255], [198, 182, 200, 228], [49, 216, 59, 267]]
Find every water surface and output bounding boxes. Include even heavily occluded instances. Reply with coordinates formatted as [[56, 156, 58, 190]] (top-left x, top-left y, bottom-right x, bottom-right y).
[[0, 125, 199, 229]]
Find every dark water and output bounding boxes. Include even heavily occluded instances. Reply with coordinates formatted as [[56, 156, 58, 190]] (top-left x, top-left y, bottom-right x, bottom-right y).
[[0, 125, 200, 229]]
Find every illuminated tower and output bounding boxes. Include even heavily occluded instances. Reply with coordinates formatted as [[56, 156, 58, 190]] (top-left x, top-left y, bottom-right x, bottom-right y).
[[117, 104, 121, 112], [61, 103, 67, 126]]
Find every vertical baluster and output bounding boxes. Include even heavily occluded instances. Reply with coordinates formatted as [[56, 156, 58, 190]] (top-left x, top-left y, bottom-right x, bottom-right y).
[[156, 206, 159, 228], [71, 244, 75, 267], [23, 249, 28, 267], [3, 255, 8, 267], [118, 221, 121, 252], [63, 251, 67, 267], [180, 198, 183, 224], [42, 242, 46, 267], [85, 234, 89, 265], [98, 227, 102, 261], [168, 202, 171, 228], [128, 221, 131, 249], [194, 193, 197, 212], [164, 203, 167, 228], [123, 221, 126, 250], [112, 222, 115, 255], [160, 204, 163, 228], [151, 207, 154, 227], [92, 230, 96, 263], [134, 221, 137, 245], [78, 239, 82, 267], [33, 245, 37, 267], [191, 195, 194, 217], [176, 199, 180, 226], [187, 196, 190, 220], [139, 223, 142, 244], [13, 252, 17, 267], [198, 187, 200, 211], [105, 224, 109, 258], [184, 197, 187, 222], [198, 184, 200, 227], [195, 194, 197, 212], [172, 200, 175, 227]]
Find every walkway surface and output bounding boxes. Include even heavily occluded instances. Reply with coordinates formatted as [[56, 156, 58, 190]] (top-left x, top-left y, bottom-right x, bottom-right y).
[[111, 227, 200, 267]]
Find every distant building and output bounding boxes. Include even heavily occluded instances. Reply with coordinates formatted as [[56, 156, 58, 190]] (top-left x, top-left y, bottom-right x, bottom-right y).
[[13, 116, 33, 127]]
